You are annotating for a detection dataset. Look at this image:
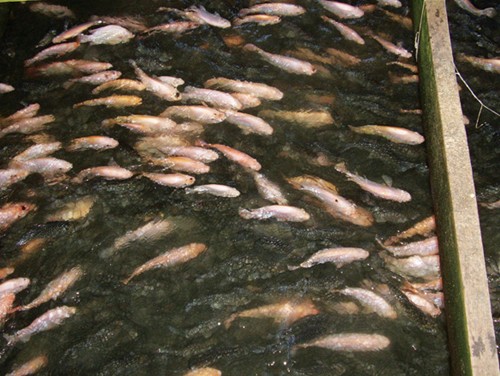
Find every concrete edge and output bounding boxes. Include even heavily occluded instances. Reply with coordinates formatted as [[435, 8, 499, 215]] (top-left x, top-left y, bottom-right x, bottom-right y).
[[411, 0, 499, 375]]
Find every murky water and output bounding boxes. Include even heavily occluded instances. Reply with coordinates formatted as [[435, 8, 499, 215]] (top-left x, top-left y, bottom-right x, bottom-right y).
[[2, 0, 491, 374]]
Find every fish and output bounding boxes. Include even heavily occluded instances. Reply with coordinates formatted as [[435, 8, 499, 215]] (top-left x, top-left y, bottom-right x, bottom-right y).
[[89, 15, 148, 33], [224, 299, 318, 328], [0, 115, 55, 138], [369, 34, 412, 59], [152, 156, 210, 174], [318, 0, 365, 19], [0, 203, 37, 232], [142, 21, 201, 35], [223, 110, 274, 135], [389, 73, 419, 84], [387, 61, 419, 73], [4, 306, 76, 345], [335, 287, 397, 319], [6, 355, 48, 376], [142, 172, 196, 188], [52, 20, 103, 43], [251, 172, 288, 205], [230, 93, 261, 109], [183, 5, 231, 28], [0, 83, 15, 94], [155, 145, 219, 163], [24, 41, 80, 67], [45, 196, 95, 222], [10, 158, 72, 178], [0, 267, 15, 280], [403, 278, 443, 292], [29, 3, 75, 19], [321, 16, 365, 45], [185, 184, 241, 198], [383, 215, 435, 245], [63, 70, 122, 88], [480, 200, 500, 209], [233, 15, 282, 26], [157, 76, 185, 88], [334, 162, 412, 202], [401, 288, 441, 317], [103, 115, 176, 130], [204, 77, 283, 100], [26, 60, 112, 78], [453, 0, 496, 18], [13, 142, 62, 162], [0, 104, 40, 127], [130, 61, 181, 101], [258, 109, 334, 128], [0, 169, 30, 190], [294, 333, 390, 352], [243, 44, 316, 75], [17, 267, 83, 312], [0, 294, 16, 327], [325, 47, 361, 66], [92, 79, 146, 94], [73, 95, 142, 108], [72, 166, 133, 183], [377, 236, 439, 257], [288, 247, 369, 270], [456, 54, 500, 74], [377, 0, 402, 8], [122, 243, 207, 284], [287, 175, 374, 227], [379, 9, 413, 30], [381, 253, 441, 280], [238, 205, 310, 222], [181, 86, 242, 110], [66, 136, 119, 151], [161, 106, 226, 124], [101, 218, 176, 258], [0, 278, 30, 298], [238, 3, 306, 17], [348, 125, 424, 145], [197, 140, 261, 171], [183, 368, 221, 376], [79, 25, 134, 45]]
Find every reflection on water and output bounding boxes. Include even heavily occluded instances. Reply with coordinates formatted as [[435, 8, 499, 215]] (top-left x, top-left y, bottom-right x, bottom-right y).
[[0, 0, 457, 374]]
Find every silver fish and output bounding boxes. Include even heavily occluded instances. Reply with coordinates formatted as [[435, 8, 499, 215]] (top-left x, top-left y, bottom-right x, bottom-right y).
[[349, 125, 424, 145], [401, 289, 441, 317], [457, 54, 500, 74], [142, 172, 196, 188], [230, 93, 261, 109], [181, 86, 242, 110], [251, 172, 288, 205], [157, 76, 185, 87], [4, 306, 76, 345], [122, 243, 207, 284], [0, 115, 55, 138], [26, 60, 112, 78], [336, 287, 397, 319], [243, 44, 316, 75], [295, 333, 390, 352], [185, 184, 240, 198], [232, 15, 282, 26], [0, 83, 14, 94], [156, 146, 219, 163], [204, 77, 283, 100], [377, 236, 439, 257], [453, 0, 496, 18], [289, 247, 369, 270], [0, 278, 30, 298], [382, 253, 440, 280], [131, 61, 181, 101], [152, 157, 210, 174], [369, 34, 412, 59], [0, 169, 30, 189], [13, 142, 62, 162], [318, 0, 364, 19], [239, 205, 310, 222], [63, 70, 122, 88], [29, 3, 75, 19], [0, 104, 40, 127], [79, 25, 134, 45], [18, 267, 83, 311]]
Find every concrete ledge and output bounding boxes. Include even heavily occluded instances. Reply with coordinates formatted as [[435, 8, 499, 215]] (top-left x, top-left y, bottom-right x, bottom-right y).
[[412, 0, 499, 374]]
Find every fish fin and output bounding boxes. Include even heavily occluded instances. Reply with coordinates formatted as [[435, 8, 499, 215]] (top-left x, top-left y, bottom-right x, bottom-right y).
[[224, 314, 237, 329], [382, 174, 393, 187], [121, 275, 133, 285], [287, 264, 300, 271], [194, 139, 209, 148], [3, 333, 15, 345], [334, 161, 347, 173], [62, 80, 74, 89], [98, 247, 115, 259], [375, 237, 387, 249], [238, 208, 252, 219]]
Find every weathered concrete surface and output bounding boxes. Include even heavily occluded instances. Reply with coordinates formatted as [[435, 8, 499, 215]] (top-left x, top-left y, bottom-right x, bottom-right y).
[[412, 0, 499, 375]]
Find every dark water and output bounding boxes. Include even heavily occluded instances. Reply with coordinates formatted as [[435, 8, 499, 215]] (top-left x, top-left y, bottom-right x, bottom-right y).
[[0, 0, 484, 374]]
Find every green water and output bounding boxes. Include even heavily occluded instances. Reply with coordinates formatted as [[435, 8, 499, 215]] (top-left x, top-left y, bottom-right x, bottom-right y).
[[0, 0, 476, 374]]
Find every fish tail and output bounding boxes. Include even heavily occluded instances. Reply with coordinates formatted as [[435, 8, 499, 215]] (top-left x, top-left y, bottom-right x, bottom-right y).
[[184, 188, 194, 195], [223, 314, 237, 329], [3, 333, 15, 345], [287, 264, 300, 271], [122, 274, 134, 285], [242, 43, 259, 53], [62, 80, 75, 89], [238, 208, 252, 219], [334, 161, 347, 173], [8, 306, 22, 314], [194, 139, 209, 148]]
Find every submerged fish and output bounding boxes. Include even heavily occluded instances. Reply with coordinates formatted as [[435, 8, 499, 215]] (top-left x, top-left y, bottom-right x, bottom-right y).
[[369, 34, 412, 59], [45, 196, 95, 222], [223, 110, 273, 135], [161, 106, 226, 124], [0, 104, 40, 127], [26, 60, 112, 78], [0, 278, 30, 298], [10, 157, 72, 178], [384, 215, 435, 245], [89, 15, 148, 33], [13, 142, 62, 162], [154, 157, 211, 174], [183, 368, 221, 376], [79, 25, 134, 45], [321, 16, 365, 45], [182, 86, 242, 110], [92, 79, 146, 94], [456, 54, 500, 74], [239, 205, 310, 222], [335, 162, 411, 202], [238, 3, 306, 17], [289, 247, 369, 270], [0, 115, 55, 138], [142, 21, 201, 35], [63, 70, 122, 88], [0, 293, 15, 327], [0, 203, 37, 232], [52, 20, 103, 43], [131, 61, 181, 101], [73, 95, 142, 108], [6, 355, 48, 376], [336, 287, 397, 319], [401, 288, 441, 317], [122, 243, 207, 284], [0, 169, 30, 189], [349, 125, 424, 145], [377, 236, 439, 257], [183, 5, 231, 28], [0, 83, 14, 94], [243, 44, 316, 75], [204, 77, 283, 100], [4, 306, 76, 345], [233, 14, 282, 26], [381, 253, 440, 280], [155, 145, 219, 163], [295, 333, 390, 352], [225, 299, 318, 328], [318, 0, 364, 19], [453, 0, 496, 18], [142, 172, 196, 188], [17, 267, 83, 311], [251, 172, 288, 205], [186, 184, 241, 198], [230, 93, 261, 109], [25, 41, 80, 67], [197, 140, 261, 171], [29, 3, 75, 19], [259, 109, 334, 128], [66, 136, 119, 151], [72, 166, 133, 183]]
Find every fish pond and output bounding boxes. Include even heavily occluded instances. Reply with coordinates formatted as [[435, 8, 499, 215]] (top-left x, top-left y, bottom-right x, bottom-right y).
[[0, 0, 497, 374]]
